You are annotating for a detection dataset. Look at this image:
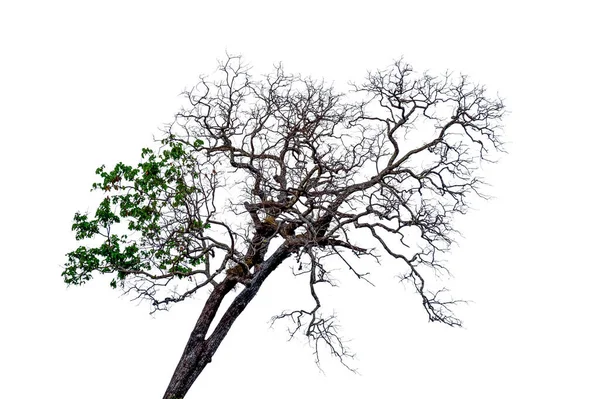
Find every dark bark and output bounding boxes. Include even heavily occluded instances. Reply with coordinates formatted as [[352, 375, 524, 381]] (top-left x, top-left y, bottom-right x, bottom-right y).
[[66, 56, 504, 397], [163, 244, 292, 399]]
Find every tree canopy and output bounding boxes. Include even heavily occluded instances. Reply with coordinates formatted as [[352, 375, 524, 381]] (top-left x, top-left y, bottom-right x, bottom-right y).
[[64, 55, 504, 399]]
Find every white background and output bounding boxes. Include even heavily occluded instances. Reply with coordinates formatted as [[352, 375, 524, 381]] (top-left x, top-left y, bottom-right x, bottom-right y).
[[1, 1, 599, 398]]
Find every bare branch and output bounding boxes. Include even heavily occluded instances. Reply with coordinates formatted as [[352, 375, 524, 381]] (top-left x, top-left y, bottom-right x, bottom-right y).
[[66, 55, 504, 399]]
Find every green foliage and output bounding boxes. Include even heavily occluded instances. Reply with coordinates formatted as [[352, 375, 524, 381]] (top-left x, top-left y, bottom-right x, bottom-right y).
[[64, 138, 209, 288]]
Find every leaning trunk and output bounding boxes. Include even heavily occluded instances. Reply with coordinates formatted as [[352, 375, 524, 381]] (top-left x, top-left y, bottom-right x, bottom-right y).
[[162, 278, 236, 399], [162, 340, 213, 399], [163, 244, 291, 399]]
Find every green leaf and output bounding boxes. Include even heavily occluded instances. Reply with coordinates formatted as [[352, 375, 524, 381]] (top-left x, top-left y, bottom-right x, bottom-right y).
[[64, 137, 213, 288]]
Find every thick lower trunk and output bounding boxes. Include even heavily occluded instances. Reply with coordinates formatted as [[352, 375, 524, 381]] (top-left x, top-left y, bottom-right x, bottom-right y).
[[162, 278, 237, 399], [162, 244, 292, 399], [162, 340, 212, 399]]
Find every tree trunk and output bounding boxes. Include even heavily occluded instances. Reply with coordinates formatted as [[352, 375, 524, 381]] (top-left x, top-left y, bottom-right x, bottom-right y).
[[162, 278, 236, 399], [162, 244, 291, 399], [162, 340, 214, 399]]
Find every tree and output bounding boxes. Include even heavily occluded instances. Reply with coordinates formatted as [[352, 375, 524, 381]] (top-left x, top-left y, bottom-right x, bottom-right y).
[[64, 55, 505, 399]]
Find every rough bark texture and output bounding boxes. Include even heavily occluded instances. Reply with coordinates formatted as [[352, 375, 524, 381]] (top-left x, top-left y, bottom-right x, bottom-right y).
[[163, 244, 292, 399]]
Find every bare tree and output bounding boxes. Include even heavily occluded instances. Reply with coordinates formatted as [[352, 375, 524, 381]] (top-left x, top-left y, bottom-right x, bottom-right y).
[[64, 55, 504, 399]]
